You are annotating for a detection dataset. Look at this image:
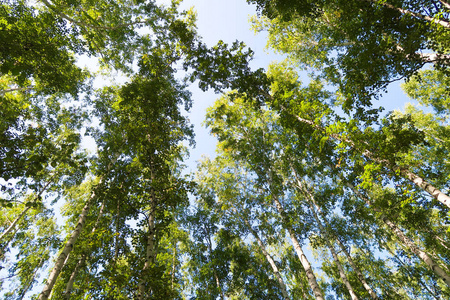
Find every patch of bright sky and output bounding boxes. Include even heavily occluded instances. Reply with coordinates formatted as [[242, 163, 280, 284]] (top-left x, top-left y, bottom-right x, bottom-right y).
[[171, 0, 285, 172]]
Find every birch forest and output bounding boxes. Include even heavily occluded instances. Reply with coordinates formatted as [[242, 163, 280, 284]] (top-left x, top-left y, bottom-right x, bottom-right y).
[[1, 0, 450, 299]]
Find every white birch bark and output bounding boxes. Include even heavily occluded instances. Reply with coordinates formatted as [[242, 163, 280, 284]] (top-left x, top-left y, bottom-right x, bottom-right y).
[[306, 200, 359, 300], [440, 0, 450, 10], [383, 241, 441, 300], [38, 197, 93, 300], [364, 0, 450, 28], [286, 109, 450, 209], [348, 183, 450, 287], [138, 188, 156, 299], [204, 225, 225, 300], [63, 255, 85, 299], [63, 200, 106, 298], [0, 86, 34, 95], [291, 174, 359, 300], [291, 169, 379, 299], [272, 195, 324, 300], [333, 235, 379, 299], [38, 154, 119, 300], [243, 218, 290, 300], [0, 206, 31, 243], [171, 245, 176, 290], [1, 177, 54, 244], [18, 256, 45, 300], [382, 216, 450, 287]]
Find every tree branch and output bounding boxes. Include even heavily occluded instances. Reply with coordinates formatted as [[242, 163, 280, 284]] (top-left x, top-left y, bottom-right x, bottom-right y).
[[0, 86, 34, 96], [365, 0, 450, 28], [39, 0, 146, 31]]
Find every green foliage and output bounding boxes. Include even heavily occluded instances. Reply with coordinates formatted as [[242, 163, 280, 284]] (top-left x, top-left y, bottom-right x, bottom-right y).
[[251, 0, 450, 119], [402, 69, 450, 115], [1, 0, 450, 298]]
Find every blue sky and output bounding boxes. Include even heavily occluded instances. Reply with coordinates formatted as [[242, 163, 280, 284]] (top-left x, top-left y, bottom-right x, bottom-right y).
[[173, 0, 412, 172], [176, 0, 285, 171]]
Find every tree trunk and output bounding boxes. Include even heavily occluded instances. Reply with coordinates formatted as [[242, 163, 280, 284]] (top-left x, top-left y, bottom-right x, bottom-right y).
[[308, 203, 359, 300], [290, 165, 378, 299], [382, 216, 450, 286], [401, 168, 450, 208], [295, 180, 359, 300], [138, 207, 156, 299], [171, 245, 176, 290], [38, 154, 119, 300], [63, 200, 106, 299], [206, 228, 225, 300], [333, 235, 378, 299], [0, 86, 34, 95], [138, 165, 157, 300], [18, 256, 45, 300], [285, 108, 450, 209], [365, 0, 450, 28], [348, 183, 450, 287], [64, 255, 85, 299], [1, 177, 54, 247], [0, 206, 31, 243], [382, 239, 441, 300], [243, 218, 290, 300], [115, 198, 121, 261], [440, 0, 450, 10], [272, 195, 324, 300], [38, 197, 93, 300]]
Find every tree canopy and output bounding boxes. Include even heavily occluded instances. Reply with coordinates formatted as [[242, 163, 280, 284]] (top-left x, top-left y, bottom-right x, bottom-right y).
[[1, 0, 449, 299]]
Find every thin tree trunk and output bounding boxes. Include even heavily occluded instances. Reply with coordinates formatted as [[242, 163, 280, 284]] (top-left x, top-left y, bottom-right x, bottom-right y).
[[383, 215, 450, 286], [272, 195, 324, 300], [285, 108, 450, 209], [171, 245, 176, 290], [365, 0, 450, 28], [1, 177, 54, 245], [18, 256, 45, 300], [291, 168, 379, 299], [0, 86, 34, 95], [38, 154, 119, 300], [333, 235, 379, 299], [242, 217, 290, 300], [63, 255, 85, 299], [348, 183, 450, 287], [201, 220, 225, 300], [434, 235, 450, 251], [381, 237, 441, 300], [440, 0, 450, 10], [0, 224, 20, 259], [308, 203, 359, 300], [138, 165, 157, 300], [0, 206, 30, 245], [38, 196, 93, 300], [63, 200, 106, 299], [294, 179, 359, 300], [40, 0, 145, 31], [115, 198, 121, 261]]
